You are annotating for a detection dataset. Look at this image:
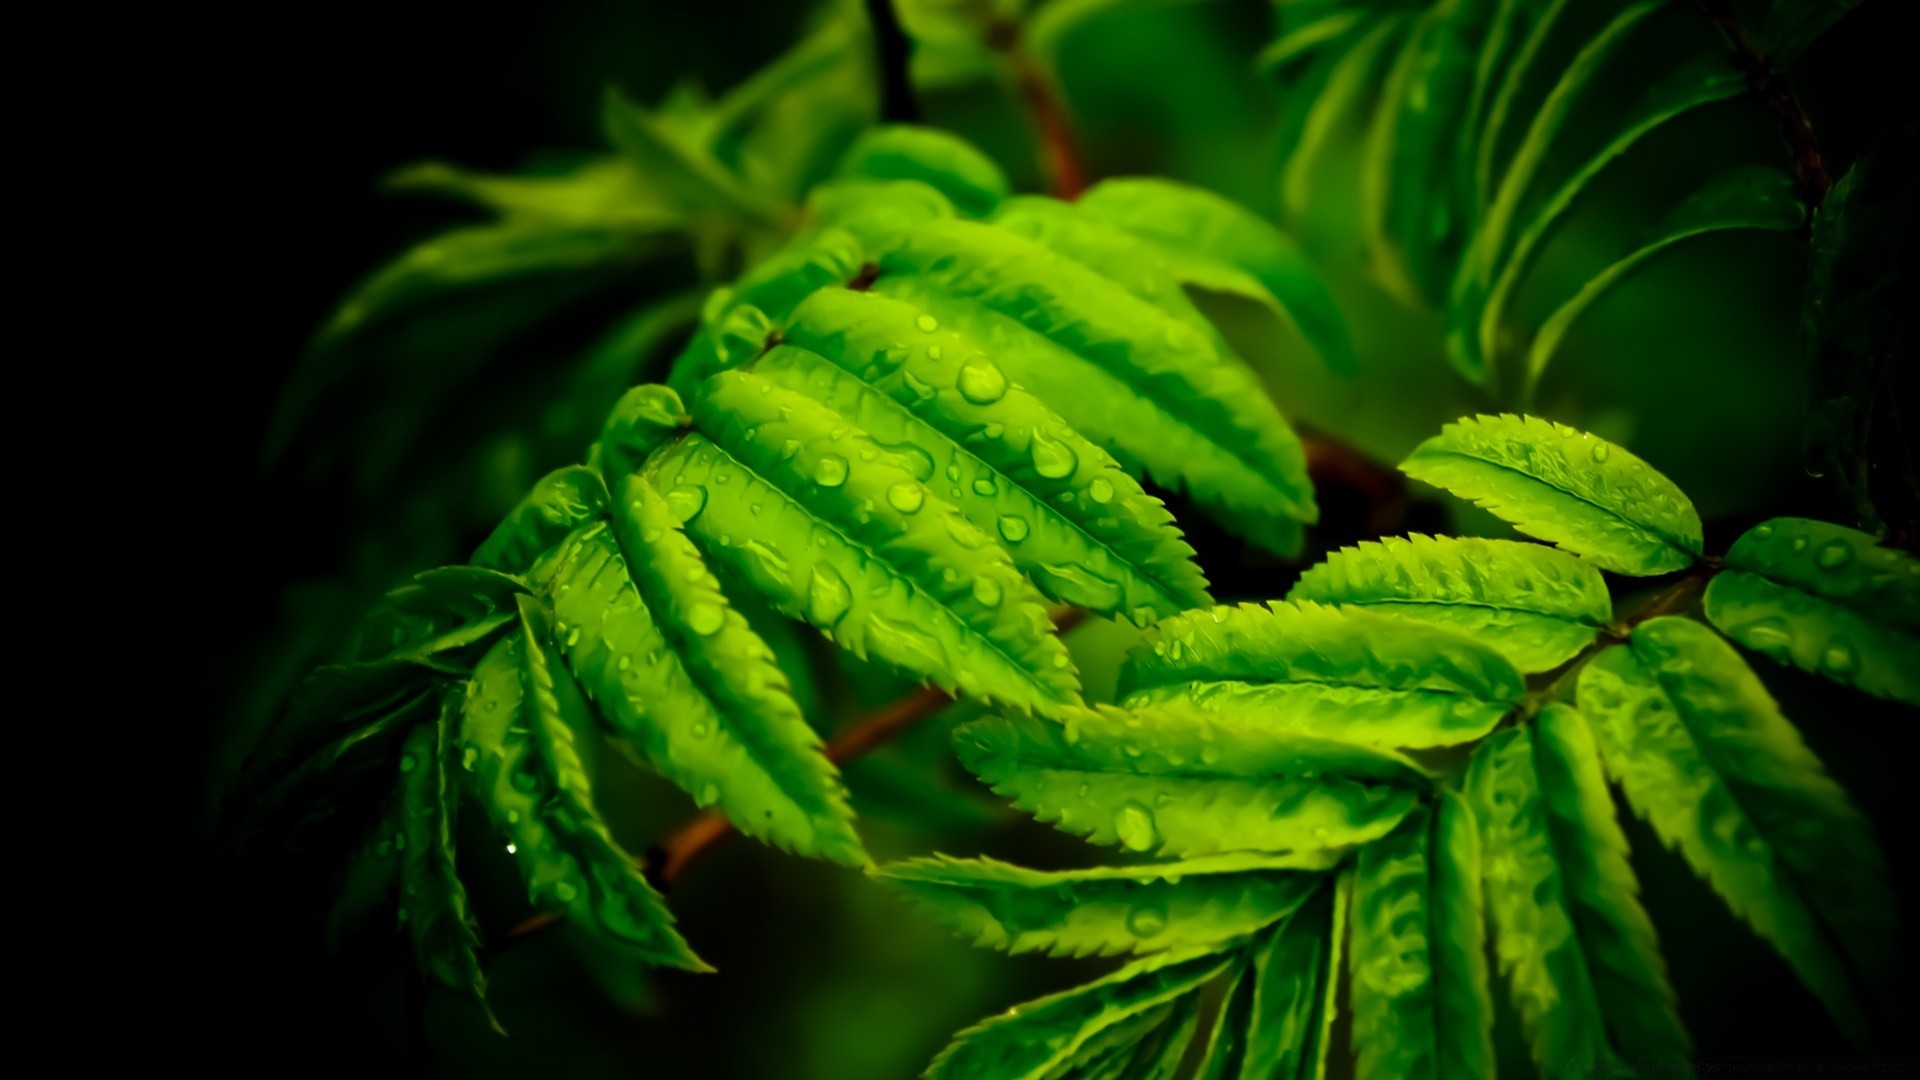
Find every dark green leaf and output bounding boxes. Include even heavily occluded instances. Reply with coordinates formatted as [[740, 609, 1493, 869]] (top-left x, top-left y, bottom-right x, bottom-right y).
[[1705, 517, 1919, 704], [1577, 617, 1894, 1043]]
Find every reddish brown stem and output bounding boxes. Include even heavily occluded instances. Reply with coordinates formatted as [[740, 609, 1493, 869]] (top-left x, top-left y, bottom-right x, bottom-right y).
[[983, 17, 1086, 199], [1694, 0, 1832, 206]]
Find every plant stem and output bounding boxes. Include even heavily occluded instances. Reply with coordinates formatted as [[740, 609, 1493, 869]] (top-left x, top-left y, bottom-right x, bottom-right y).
[[1693, 0, 1832, 206], [1525, 559, 1721, 702], [499, 606, 1088, 947], [865, 0, 921, 124], [981, 14, 1087, 198]]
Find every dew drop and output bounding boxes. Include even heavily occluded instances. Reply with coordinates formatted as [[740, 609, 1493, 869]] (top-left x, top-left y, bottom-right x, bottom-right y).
[[665, 485, 707, 524], [1125, 904, 1169, 938], [887, 482, 925, 513], [808, 564, 853, 627], [699, 782, 720, 806], [1113, 802, 1159, 853], [957, 360, 1009, 404], [398, 754, 417, 774], [972, 577, 1003, 607], [1590, 443, 1611, 463], [554, 881, 578, 903], [997, 516, 1030, 543], [915, 314, 939, 333], [1815, 539, 1855, 571], [1031, 431, 1078, 479], [687, 603, 726, 636], [926, 345, 943, 360], [1088, 478, 1114, 504], [1822, 639, 1858, 674], [971, 478, 997, 496], [814, 454, 849, 487]]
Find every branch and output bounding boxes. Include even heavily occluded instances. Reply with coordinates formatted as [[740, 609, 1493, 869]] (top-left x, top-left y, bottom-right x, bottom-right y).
[[1525, 559, 1722, 702], [865, 0, 921, 124], [500, 606, 1089, 946], [1693, 0, 1832, 206], [981, 15, 1087, 198]]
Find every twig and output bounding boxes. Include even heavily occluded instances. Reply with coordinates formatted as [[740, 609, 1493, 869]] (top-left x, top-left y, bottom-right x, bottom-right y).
[[865, 0, 921, 124], [500, 606, 1089, 947], [1693, 0, 1832, 206], [981, 15, 1087, 198], [1525, 560, 1721, 702]]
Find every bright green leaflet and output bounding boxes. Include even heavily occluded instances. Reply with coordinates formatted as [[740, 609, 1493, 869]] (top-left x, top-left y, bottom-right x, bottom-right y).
[[1118, 600, 1524, 749], [472, 465, 611, 574], [924, 949, 1234, 1080], [773, 286, 1211, 622], [1241, 879, 1344, 1080], [1400, 414, 1703, 575], [383, 156, 677, 229], [836, 124, 1010, 218], [1577, 617, 1893, 1044], [395, 705, 495, 1030], [1289, 534, 1610, 673], [873, 852, 1326, 958], [1074, 177, 1358, 377], [868, 217, 1317, 554], [954, 705, 1423, 858], [460, 631, 702, 970], [539, 501, 861, 864], [1525, 167, 1806, 393], [1348, 795, 1493, 1080], [600, 86, 784, 225], [1469, 707, 1688, 1074], [645, 370, 1081, 713], [1705, 517, 1920, 704]]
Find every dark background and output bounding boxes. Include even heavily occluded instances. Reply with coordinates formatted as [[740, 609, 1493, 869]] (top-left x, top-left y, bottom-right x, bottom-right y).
[[136, 0, 1916, 1074]]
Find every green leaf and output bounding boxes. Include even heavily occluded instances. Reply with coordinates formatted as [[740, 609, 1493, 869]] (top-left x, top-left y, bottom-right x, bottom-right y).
[[1192, 960, 1253, 1080], [1348, 796, 1494, 1080], [1524, 167, 1806, 393], [395, 704, 496, 1030], [385, 156, 681, 229], [772, 287, 1212, 622], [1459, 49, 1749, 386], [311, 224, 666, 352], [1240, 876, 1344, 1080], [462, 632, 705, 970], [1468, 706, 1689, 1074], [1118, 601, 1525, 749], [326, 796, 404, 952], [1577, 617, 1894, 1043], [873, 852, 1326, 958], [954, 704, 1423, 858], [924, 948, 1233, 1080], [724, 228, 869, 324], [837, 125, 1010, 218], [600, 86, 784, 226], [472, 465, 610, 574], [1076, 177, 1357, 378], [353, 566, 528, 669], [988, 197, 1233, 355], [1705, 517, 1920, 704], [869, 218, 1317, 555], [235, 666, 437, 844], [596, 383, 694, 484], [1400, 414, 1703, 575], [1289, 535, 1611, 673], [648, 371, 1083, 713], [1763, 0, 1863, 67], [539, 479, 863, 865], [809, 176, 958, 240], [1282, 16, 1409, 234]]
